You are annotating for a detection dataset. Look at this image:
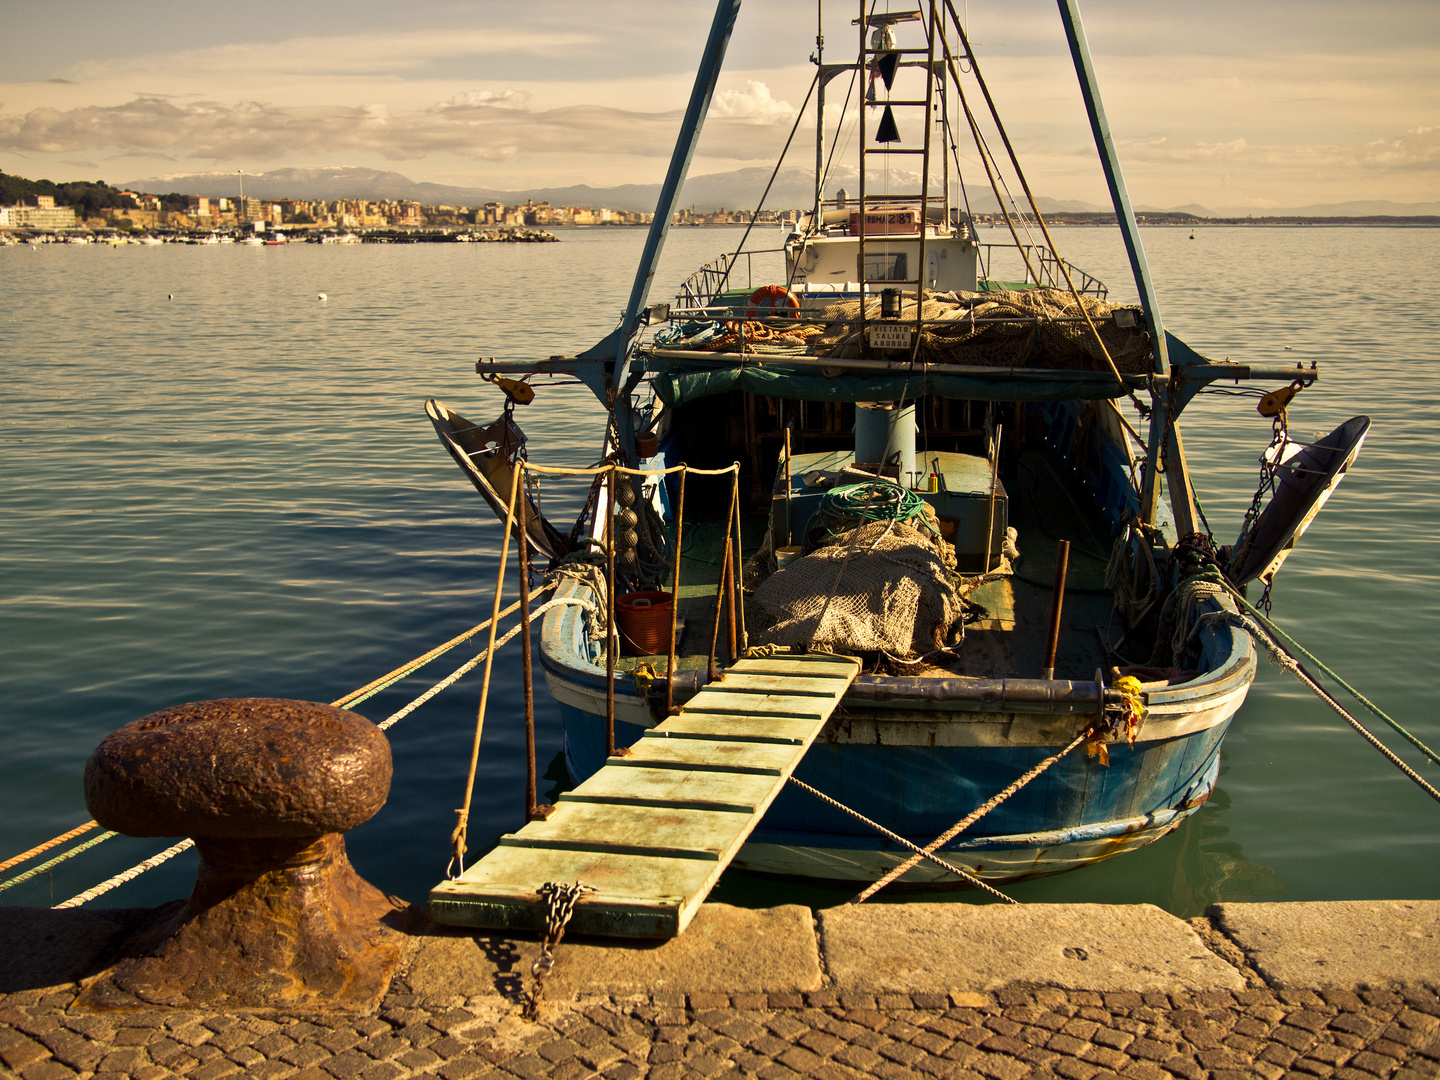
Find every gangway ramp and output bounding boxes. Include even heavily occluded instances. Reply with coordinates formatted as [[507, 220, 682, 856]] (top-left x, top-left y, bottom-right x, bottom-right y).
[[429, 652, 861, 938]]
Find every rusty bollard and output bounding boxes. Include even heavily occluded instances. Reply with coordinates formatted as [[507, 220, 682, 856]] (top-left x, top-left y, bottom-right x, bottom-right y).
[[75, 698, 407, 1011]]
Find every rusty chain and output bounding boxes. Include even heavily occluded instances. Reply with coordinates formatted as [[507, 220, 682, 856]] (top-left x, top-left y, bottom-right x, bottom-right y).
[[522, 880, 595, 1021]]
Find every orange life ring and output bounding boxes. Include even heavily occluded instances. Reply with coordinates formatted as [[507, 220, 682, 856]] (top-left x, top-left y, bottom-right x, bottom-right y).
[[746, 284, 801, 319]]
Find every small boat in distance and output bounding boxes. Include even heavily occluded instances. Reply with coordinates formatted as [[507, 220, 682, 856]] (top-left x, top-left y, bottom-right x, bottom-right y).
[[426, 0, 1368, 934]]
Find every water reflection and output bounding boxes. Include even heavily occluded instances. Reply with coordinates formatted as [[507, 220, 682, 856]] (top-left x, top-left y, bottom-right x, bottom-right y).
[[710, 771, 1287, 918]]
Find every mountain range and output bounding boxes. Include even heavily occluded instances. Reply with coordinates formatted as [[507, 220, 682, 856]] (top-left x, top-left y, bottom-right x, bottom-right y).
[[121, 165, 1440, 219]]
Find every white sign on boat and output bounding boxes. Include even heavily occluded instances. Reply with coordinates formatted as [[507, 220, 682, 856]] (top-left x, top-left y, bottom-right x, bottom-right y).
[[868, 323, 914, 350]]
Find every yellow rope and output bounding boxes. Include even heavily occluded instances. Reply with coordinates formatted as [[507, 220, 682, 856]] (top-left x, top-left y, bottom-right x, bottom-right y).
[[450, 464, 525, 878], [524, 461, 739, 479]]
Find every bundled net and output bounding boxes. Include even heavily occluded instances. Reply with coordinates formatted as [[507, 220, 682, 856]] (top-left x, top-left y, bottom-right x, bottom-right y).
[[660, 287, 1151, 372], [752, 515, 965, 658], [810, 289, 1151, 371]]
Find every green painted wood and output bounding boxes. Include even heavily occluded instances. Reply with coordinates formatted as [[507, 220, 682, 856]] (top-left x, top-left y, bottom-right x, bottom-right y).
[[705, 674, 848, 696], [724, 657, 858, 679], [646, 715, 819, 744], [679, 691, 830, 719], [562, 764, 781, 811], [498, 802, 751, 860], [621, 736, 800, 774], [430, 654, 860, 938]]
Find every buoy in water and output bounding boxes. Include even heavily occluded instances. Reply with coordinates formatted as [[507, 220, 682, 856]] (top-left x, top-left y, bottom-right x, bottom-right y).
[[318, 292, 328, 301], [167, 293, 173, 299]]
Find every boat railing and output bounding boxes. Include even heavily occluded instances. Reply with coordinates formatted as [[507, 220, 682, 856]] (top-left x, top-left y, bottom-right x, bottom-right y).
[[676, 247, 788, 309], [976, 243, 1108, 299]]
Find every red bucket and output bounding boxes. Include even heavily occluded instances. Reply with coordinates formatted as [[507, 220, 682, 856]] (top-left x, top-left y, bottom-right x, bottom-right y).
[[616, 591, 673, 656]]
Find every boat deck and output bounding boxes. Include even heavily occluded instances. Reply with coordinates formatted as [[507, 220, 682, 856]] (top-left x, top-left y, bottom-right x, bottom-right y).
[[612, 444, 1121, 683]]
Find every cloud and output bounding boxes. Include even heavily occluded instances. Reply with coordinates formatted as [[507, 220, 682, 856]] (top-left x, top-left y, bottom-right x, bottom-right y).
[[0, 94, 687, 165], [1108, 127, 1440, 178], [430, 89, 531, 113], [1352, 126, 1440, 172], [710, 81, 796, 124], [1112, 135, 1250, 164], [62, 29, 600, 85]]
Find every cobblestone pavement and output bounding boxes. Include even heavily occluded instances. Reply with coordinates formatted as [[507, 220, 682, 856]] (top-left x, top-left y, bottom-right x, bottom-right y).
[[3, 980, 1438, 1080]]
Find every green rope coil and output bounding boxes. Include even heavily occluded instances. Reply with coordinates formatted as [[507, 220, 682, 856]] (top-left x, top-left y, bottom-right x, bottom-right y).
[[819, 482, 927, 538]]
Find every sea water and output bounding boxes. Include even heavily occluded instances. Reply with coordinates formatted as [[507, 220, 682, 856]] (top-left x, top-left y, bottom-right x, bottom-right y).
[[2, 225, 1437, 916]]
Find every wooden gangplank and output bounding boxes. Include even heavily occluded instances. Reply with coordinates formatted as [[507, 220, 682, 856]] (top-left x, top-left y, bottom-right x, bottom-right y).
[[429, 652, 861, 938]]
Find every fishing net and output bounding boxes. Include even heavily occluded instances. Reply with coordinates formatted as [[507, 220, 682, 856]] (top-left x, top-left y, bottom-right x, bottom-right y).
[[659, 288, 1152, 373], [810, 289, 1152, 371], [752, 516, 965, 658]]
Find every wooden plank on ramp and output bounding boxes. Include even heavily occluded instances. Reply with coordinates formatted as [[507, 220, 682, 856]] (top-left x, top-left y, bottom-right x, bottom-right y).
[[429, 652, 861, 938]]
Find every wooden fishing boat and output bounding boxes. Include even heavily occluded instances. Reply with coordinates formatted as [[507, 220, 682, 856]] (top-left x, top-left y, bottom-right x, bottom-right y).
[[426, 0, 1368, 931]]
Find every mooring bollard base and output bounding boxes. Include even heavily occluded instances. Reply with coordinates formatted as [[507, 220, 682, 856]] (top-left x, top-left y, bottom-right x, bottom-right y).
[[77, 697, 406, 1011], [75, 833, 408, 1012]]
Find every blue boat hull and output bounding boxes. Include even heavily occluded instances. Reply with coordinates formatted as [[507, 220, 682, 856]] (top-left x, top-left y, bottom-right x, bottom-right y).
[[549, 617, 1247, 883]]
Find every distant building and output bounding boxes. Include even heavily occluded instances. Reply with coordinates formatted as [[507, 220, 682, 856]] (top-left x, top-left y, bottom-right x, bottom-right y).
[[4, 201, 78, 228]]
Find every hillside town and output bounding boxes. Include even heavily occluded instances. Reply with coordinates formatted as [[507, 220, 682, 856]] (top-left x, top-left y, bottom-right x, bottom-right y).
[[0, 179, 799, 242]]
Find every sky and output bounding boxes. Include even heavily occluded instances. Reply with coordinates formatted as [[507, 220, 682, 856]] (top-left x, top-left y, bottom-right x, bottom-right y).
[[1, 0, 1436, 212]]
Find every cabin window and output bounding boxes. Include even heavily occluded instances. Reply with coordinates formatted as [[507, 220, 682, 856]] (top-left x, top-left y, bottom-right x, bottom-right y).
[[861, 251, 908, 282]]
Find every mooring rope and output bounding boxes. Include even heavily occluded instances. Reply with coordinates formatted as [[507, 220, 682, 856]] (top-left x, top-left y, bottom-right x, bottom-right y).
[[0, 820, 98, 876], [376, 596, 596, 732], [787, 777, 1016, 904], [332, 593, 545, 709], [1225, 588, 1440, 770], [54, 840, 194, 909], [852, 730, 1091, 903], [1211, 591, 1440, 805], [0, 831, 116, 894], [8, 587, 578, 905]]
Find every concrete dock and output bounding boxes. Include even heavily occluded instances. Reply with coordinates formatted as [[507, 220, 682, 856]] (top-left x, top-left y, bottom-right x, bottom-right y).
[[1, 900, 1436, 1080]]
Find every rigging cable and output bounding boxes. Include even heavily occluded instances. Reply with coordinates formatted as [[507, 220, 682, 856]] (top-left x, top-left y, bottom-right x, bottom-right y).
[[1224, 585, 1440, 775]]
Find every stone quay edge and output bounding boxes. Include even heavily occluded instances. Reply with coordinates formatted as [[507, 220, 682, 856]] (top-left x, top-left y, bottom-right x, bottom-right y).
[[0, 900, 1436, 1080]]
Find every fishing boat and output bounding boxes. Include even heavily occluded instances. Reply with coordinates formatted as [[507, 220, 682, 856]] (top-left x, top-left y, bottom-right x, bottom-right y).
[[425, 0, 1368, 931]]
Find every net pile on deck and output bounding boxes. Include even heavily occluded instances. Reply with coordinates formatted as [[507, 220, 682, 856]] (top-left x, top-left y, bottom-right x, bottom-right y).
[[661, 288, 1152, 372], [752, 511, 966, 659]]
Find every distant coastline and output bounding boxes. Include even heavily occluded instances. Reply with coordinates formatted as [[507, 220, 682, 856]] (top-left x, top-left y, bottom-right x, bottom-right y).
[[1001, 211, 1440, 228]]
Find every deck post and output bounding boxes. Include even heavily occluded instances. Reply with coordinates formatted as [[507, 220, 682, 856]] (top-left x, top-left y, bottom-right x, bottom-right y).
[[666, 468, 687, 716], [605, 464, 618, 757], [1042, 539, 1070, 680], [517, 482, 551, 822]]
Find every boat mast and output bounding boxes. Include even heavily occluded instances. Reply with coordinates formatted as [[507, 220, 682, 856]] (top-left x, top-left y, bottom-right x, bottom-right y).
[[577, 0, 743, 461], [1055, 0, 1196, 534]]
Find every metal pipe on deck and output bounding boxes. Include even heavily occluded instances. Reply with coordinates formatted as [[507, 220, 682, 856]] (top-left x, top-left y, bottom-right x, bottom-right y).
[[518, 487, 543, 820], [1042, 539, 1071, 681], [984, 424, 1002, 574], [708, 477, 740, 683], [783, 427, 793, 546]]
